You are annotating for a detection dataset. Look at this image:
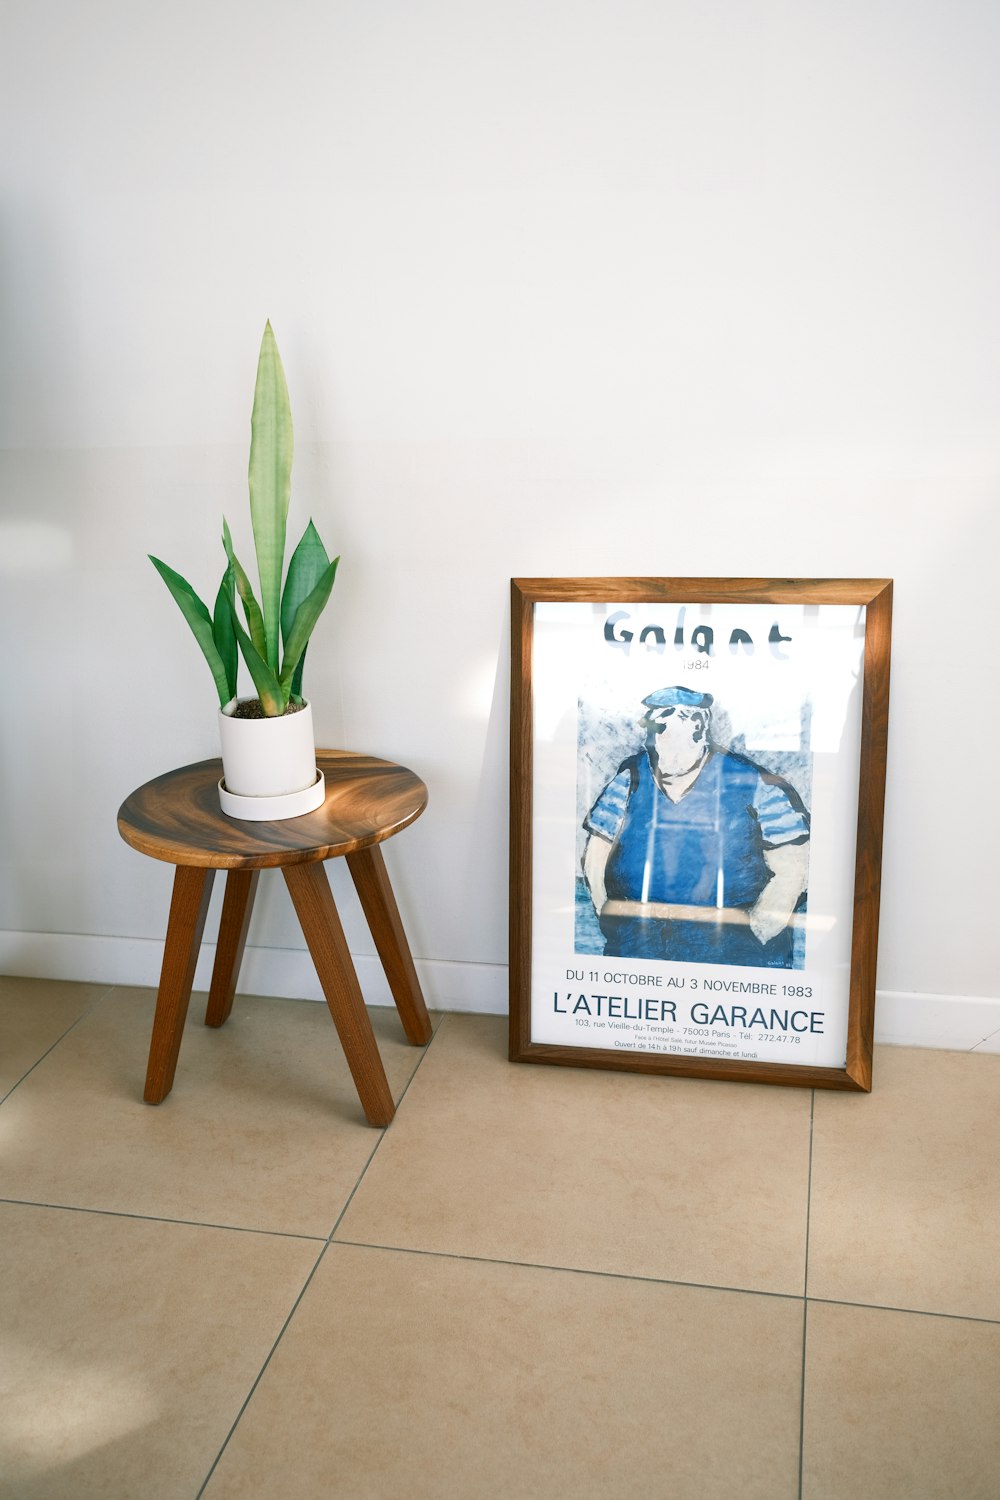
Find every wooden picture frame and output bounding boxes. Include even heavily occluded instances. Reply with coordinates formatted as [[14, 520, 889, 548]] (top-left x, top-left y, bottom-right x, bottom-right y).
[[509, 578, 892, 1092]]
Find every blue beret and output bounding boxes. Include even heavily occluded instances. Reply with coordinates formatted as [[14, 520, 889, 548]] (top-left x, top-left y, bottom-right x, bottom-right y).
[[642, 686, 713, 710]]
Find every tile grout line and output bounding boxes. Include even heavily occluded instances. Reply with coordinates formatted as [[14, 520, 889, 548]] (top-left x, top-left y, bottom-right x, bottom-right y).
[[802, 1089, 815, 1298], [798, 1301, 810, 1500], [328, 1235, 807, 1304], [804, 1295, 1000, 1329], [327, 1013, 451, 1243], [194, 1237, 333, 1500], [798, 1088, 815, 1500], [193, 1014, 452, 1497], [0, 1010, 449, 1244], [9, 1200, 994, 1331], [0, 984, 116, 1108], [0, 1196, 327, 1242]]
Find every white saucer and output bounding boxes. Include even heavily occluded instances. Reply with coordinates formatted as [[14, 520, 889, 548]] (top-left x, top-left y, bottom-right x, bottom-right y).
[[218, 769, 326, 822]]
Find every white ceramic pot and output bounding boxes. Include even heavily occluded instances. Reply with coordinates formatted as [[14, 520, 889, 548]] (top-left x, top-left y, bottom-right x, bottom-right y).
[[218, 698, 322, 818]]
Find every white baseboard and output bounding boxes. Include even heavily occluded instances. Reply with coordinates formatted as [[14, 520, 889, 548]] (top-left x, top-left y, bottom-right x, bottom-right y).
[[0, 929, 507, 1015], [1, 930, 998, 1051], [870, 990, 1000, 1053]]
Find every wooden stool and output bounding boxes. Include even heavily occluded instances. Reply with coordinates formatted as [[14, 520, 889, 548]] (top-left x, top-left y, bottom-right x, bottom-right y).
[[117, 750, 432, 1127]]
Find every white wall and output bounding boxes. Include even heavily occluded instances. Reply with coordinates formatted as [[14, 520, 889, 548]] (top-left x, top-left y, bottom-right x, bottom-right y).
[[2, 1, 998, 1043]]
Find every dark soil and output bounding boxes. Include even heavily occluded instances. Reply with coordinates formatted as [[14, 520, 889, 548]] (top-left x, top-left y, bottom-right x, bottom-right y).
[[229, 699, 306, 720]]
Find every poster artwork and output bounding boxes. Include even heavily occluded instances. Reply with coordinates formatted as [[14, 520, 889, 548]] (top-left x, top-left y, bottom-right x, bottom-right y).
[[528, 599, 867, 1071], [576, 685, 811, 971]]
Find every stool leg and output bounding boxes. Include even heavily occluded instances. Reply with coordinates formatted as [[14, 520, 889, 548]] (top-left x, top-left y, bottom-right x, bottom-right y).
[[346, 845, 433, 1046], [145, 866, 216, 1104], [205, 869, 260, 1028], [283, 862, 396, 1128]]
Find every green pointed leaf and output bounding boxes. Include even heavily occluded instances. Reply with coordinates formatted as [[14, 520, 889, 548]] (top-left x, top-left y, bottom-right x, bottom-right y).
[[225, 593, 286, 716], [289, 666, 306, 704], [281, 521, 333, 699], [281, 520, 330, 642], [222, 518, 268, 662], [278, 557, 339, 696], [150, 555, 233, 707], [212, 563, 239, 701], [248, 321, 292, 673]]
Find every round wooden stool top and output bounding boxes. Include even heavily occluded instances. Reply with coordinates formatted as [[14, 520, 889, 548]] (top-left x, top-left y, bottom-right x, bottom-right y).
[[117, 750, 428, 870]]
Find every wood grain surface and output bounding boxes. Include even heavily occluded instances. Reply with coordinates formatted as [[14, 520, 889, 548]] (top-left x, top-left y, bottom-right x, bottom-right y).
[[284, 862, 397, 1126], [510, 576, 892, 605], [144, 866, 216, 1102], [204, 870, 260, 1027], [118, 750, 427, 869], [346, 845, 433, 1046]]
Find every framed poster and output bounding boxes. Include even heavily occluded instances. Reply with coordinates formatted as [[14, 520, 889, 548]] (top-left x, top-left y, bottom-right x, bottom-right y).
[[509, 578, 892, 1091]]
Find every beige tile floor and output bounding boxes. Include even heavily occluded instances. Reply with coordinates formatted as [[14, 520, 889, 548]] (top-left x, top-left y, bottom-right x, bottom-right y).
[[1, 976, 998, 1500]]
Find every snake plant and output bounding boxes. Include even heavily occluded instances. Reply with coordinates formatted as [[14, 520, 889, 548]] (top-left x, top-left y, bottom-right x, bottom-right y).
[[150, 323, 339, 717]]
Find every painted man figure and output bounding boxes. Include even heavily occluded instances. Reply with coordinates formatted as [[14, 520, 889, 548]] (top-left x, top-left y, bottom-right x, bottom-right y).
[[583, 686, 810, 967]]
